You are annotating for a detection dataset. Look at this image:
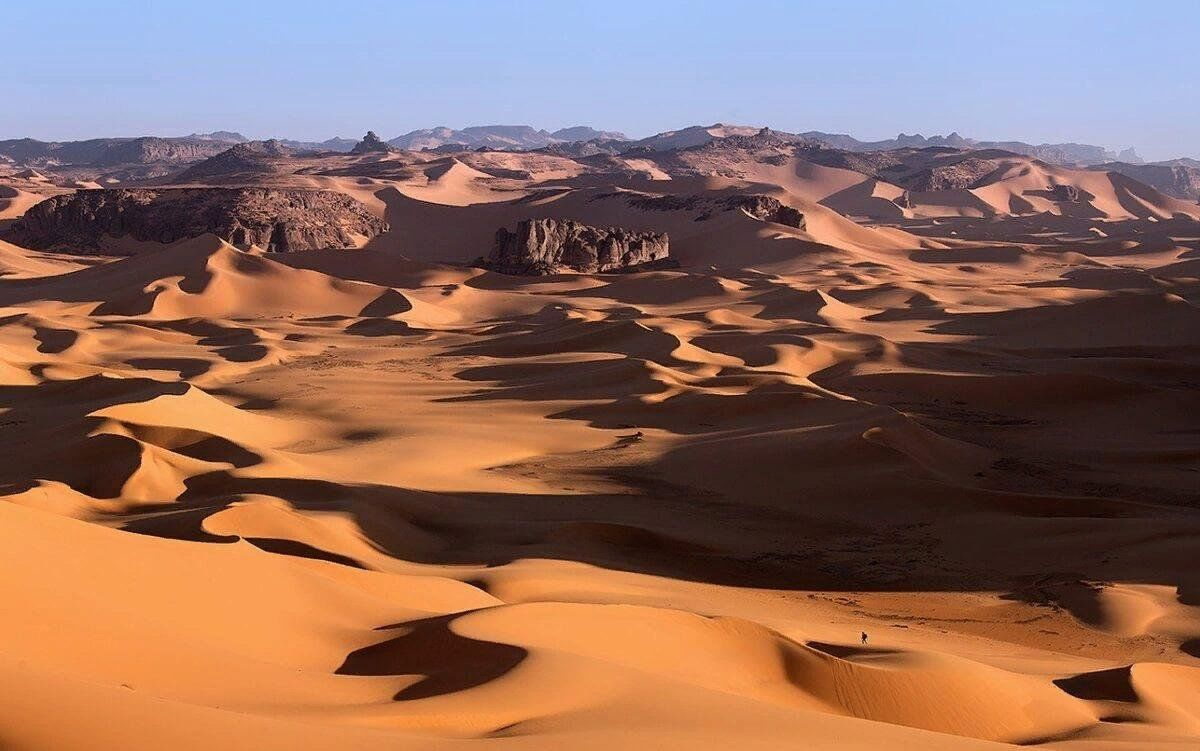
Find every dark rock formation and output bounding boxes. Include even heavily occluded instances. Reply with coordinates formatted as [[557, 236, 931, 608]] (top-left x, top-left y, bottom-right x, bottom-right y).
[[480, 219, 670, 275], [903, 157, 999, 191], [540, 138, 629, 158], [92, 137, 232, 167], [6, 188, 387, 253], [798, 130, 1119, 166], [727, 195, 806, 228], [686, 128, 808, 153], [0, 136, 234, 168], [174, 140, 294, 182], [1093, 162, 1200, 201], [351, 131, 397, 155], [549, 126, 628, 143], [1046, 184, 1082, 203], [800, 146, 1005, 192], [624, 193, 805, 229], [278, 136, 358, 154]]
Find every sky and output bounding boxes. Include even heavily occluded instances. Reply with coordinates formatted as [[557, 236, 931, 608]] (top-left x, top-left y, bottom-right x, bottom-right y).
[[3, 0, 1197, 161]]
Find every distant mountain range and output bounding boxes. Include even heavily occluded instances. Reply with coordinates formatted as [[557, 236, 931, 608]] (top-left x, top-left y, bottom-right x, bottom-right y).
[[386, 125, 627, 151], [3, 125, 1197, 199], [602, 125, 1141, 167], [278, 137, 359, 153], [0, 125, 1167, 166], [183, 131, 249, 143], [1089, 161, 1200, 200], [0, 136, 234, 168], [803, 131, 1149, 167]]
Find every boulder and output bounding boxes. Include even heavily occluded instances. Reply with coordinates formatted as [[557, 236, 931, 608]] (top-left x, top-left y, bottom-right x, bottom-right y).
[[481, 218, 670, 275]]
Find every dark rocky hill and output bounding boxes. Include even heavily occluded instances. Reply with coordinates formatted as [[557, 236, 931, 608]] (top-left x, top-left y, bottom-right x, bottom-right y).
[[1092, 162, 1200, 201], [174, 140, 295, 182], [350, 131, 398, 155], [7, 188, 386, 252], [0, 136, 237, 167], [480, 218, 670, 275]]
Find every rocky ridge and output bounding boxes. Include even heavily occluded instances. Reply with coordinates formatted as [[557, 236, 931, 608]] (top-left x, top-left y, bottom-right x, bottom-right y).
[[1093, 162, 1200, 201], [7, 188, 387, 253], [624, 192, 805, 228], [174, 140, 295, 182]]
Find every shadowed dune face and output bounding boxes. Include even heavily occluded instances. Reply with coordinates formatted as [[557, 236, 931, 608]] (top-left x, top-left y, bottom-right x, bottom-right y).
[[0, 143, 1199, 751]]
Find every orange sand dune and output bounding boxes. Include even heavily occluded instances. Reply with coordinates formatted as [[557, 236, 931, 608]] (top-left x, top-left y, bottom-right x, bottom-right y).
[[0, 142, 1198, 751]]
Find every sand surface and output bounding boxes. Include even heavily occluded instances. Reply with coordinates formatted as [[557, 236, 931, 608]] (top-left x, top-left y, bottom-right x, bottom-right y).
[[1, 144, 1198, 750]]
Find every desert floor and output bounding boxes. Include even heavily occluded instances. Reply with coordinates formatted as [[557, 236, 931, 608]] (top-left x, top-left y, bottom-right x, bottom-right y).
[[1, 147, 1198, 749]]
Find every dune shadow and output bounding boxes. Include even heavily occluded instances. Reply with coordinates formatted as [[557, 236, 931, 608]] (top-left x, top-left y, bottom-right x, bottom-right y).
[[246, 537, 367, 569], [345, 318, 417, 337], [337, 613, 527, 701], [33, 326, 78, 353], [806, 641, 903, 659], [215, 344, 269, 362], [359, 288, 413, 317], [1053, 666, 1138, 703], [125, 357, 213, 379], [908, 247, 1025, 264]]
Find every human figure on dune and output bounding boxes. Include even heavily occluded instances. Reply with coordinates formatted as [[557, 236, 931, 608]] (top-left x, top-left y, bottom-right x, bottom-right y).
[[861, 631, 868, 645]]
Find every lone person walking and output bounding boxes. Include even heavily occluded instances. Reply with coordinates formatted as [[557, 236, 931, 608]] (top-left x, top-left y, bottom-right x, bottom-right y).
[[861, 631, 868, 645]]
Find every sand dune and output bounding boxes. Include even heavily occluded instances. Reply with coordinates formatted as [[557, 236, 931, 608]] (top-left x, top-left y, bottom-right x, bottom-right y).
[[0, 184, 53, 220], [0, 136, 1198, 751]]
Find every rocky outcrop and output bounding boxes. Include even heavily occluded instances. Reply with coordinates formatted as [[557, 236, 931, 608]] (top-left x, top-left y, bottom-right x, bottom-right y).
[[799, 130, 1119, 166], [801, 147, 1004, 192], [92, 137, 233, 167], [480, 219, 670, 275], [1046, 184, 1082, 203], [351, 131, 397, 155], [1094, 163, 1200, 201], [174, 140, 294, 182], [727, 195, 806, 228], [7, 188, 387, 253], [0, 136, 235, 168], [687, 127, 808, 153], [624, 193, 805, 229], [903, 157, 999, 191]]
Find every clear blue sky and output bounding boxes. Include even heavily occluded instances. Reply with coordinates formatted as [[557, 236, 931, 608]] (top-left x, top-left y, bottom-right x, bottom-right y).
[[3, 0, 1197, 160]]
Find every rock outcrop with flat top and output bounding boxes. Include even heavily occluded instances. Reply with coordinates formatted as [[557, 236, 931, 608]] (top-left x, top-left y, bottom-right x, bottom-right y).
[[6, 188, 387, 253], [481, 218, 670, 275]]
